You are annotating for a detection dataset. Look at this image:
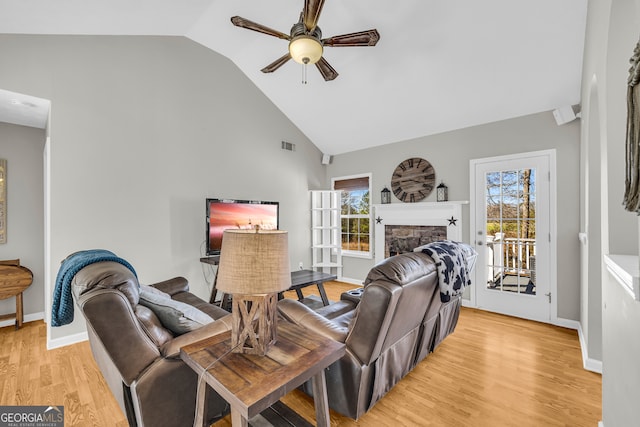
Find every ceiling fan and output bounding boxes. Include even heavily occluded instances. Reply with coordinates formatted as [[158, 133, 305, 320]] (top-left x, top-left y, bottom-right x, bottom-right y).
[[231, 0, 380, 81]]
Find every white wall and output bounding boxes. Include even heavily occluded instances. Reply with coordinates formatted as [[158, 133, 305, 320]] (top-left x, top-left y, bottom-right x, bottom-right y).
[[0, 35, 327, 344], [579, 0, 614, 375], [328, 111, 581, 320], [0, 123, 45, 324], [581, 0, 640, 424]]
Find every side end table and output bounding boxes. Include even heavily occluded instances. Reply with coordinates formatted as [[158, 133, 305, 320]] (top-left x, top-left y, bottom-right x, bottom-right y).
[[0, 260, 33, 329], [180, 320, 345, 427]]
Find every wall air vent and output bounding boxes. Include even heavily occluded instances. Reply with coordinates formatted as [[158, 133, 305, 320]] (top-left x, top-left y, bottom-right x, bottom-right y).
[[281, 141, 296, 151]]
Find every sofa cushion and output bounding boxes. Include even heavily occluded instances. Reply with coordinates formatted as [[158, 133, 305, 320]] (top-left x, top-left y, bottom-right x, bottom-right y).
[[135, 305, 173, 347], [138, 285, 214, 335]]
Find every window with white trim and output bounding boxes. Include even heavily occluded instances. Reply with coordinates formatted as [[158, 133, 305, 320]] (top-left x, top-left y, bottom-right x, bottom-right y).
[[332, 174, 372, 258]]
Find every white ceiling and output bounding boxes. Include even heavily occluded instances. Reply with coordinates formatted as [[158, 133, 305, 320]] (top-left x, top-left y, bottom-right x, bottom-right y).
[[0, 0, 588, 155]]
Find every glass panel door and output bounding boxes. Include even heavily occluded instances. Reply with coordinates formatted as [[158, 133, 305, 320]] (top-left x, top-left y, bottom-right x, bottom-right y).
[[472, 151, 552, 323], [485, 168, 537, 295]]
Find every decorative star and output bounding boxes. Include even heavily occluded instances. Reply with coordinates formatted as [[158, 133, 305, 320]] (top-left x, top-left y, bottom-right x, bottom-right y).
[[448, 216, 458, 226], [376, 216, 383, 224]]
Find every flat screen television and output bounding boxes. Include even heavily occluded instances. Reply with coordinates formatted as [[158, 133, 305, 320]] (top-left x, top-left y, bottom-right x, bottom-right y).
[[206, 198, 279, 256]]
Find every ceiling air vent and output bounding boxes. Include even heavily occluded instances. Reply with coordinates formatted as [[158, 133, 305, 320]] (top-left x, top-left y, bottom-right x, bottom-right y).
[[281, 141, 296, 151]]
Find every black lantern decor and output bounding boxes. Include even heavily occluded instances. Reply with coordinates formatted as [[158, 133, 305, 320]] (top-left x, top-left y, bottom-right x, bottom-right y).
[[381, 187, 391, 204], [436, 182, 448, 202]]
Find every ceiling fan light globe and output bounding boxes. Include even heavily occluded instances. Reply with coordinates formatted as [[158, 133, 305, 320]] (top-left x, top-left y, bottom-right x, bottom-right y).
[[289, 36, 323, 65]]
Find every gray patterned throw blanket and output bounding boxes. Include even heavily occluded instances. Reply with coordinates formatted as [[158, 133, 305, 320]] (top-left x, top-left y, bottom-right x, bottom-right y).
[[418, 241, 476, 303]]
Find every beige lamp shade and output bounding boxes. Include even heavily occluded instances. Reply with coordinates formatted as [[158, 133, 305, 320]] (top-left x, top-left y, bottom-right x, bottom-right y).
[[216, 229, 291, 294], [289, 35, 323, 65]]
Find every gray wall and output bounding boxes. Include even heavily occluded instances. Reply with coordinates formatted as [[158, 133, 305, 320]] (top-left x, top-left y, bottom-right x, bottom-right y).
[[605, 1, 640, 256], [328, 111, 581, 320], [0, 35, 327, 342], [0, 123, 45, 322]]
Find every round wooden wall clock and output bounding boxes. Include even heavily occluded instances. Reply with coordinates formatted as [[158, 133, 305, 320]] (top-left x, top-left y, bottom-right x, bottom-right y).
[[391, 157, 436, 202]]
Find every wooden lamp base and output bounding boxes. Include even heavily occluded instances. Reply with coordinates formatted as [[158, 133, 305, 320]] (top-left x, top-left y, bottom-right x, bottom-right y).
[[230, 293, 278, 355]]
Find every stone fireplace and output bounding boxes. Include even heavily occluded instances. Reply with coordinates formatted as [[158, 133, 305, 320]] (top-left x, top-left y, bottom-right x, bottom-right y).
[[373, 202, 467, 264], [385, 225, 448, 258]]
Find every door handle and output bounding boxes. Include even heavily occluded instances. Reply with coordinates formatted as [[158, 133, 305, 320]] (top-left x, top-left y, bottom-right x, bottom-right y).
[[476, 241, 483, 246]]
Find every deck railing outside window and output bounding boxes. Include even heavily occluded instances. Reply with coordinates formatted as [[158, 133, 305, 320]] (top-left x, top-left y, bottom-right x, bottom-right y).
[[486, 233, 536, 283]]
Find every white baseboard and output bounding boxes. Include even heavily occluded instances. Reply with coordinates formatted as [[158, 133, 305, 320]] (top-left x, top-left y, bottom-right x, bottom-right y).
[[598, 421, 604, 427], [47, 330, 88, 350], [0, 311, 87, 351], [582, 356, 603, 373], [553, 317, 579, 330], [0, 311, 45, 328], [553, 317, 602, 373], [337, 276, 364, 286], [576, 322, 603, 374]]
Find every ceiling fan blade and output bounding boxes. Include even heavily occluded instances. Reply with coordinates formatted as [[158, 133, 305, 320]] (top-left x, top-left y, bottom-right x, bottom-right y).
[[323, 29, 381, 47], [261, 53, 292, 73], [315, 57, 338, 81], [230, 16, 290, 40], [303, 0, 326, 32]]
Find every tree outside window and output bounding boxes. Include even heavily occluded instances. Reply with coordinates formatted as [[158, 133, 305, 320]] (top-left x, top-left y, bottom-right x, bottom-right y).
[[485, 168, 536, 275], [332, 174, 372, 257]]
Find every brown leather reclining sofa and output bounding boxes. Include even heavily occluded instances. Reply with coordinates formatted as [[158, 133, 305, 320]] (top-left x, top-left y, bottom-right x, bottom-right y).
[[278, 251, 462, 419], [71, 261, 232, 427]]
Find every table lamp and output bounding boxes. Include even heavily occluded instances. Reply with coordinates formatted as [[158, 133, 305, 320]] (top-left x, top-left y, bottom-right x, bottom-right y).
[[216, 228, 291, 355]]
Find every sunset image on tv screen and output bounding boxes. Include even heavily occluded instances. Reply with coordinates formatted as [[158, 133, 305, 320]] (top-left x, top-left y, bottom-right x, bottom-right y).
[[209, 202, 278, 250]]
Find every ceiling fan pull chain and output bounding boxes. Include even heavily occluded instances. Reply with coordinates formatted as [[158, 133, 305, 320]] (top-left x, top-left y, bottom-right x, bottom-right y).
[[302, 63, 308, 85]]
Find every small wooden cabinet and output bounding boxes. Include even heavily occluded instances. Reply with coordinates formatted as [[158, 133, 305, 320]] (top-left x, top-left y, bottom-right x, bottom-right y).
[[310, 190, 342, 278]]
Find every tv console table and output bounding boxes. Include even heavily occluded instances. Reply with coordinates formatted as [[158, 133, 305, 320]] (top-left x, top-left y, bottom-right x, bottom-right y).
[[200, 257, 336, 309]]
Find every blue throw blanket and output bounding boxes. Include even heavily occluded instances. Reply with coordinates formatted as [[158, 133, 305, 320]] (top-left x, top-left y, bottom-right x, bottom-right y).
[[51, 249, 137, 327], [420, 241, 476, 303]]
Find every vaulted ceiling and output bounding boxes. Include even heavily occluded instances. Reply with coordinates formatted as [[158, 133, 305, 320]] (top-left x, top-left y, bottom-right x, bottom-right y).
[[0, 0, 588, 155]]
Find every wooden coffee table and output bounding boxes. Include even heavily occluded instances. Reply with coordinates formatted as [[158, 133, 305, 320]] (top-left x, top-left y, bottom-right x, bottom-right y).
[[287, 270, 337, 306], [180, 320, 345, 427], [206, 267, 337, 310]]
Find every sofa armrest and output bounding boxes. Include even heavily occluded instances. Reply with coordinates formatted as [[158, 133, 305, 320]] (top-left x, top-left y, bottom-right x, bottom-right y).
[[151, 277, 189, 296], [340, 288, 364, 305], [161, 314, 232, 358], [277, 299, 349, 343]]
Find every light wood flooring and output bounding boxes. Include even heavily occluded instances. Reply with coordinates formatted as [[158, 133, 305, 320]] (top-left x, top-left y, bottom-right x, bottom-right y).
[[0, 281, 601, 426]]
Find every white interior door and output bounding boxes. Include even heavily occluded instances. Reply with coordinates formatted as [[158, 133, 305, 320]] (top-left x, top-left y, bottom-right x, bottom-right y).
[[471, 151, 553, 323]]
